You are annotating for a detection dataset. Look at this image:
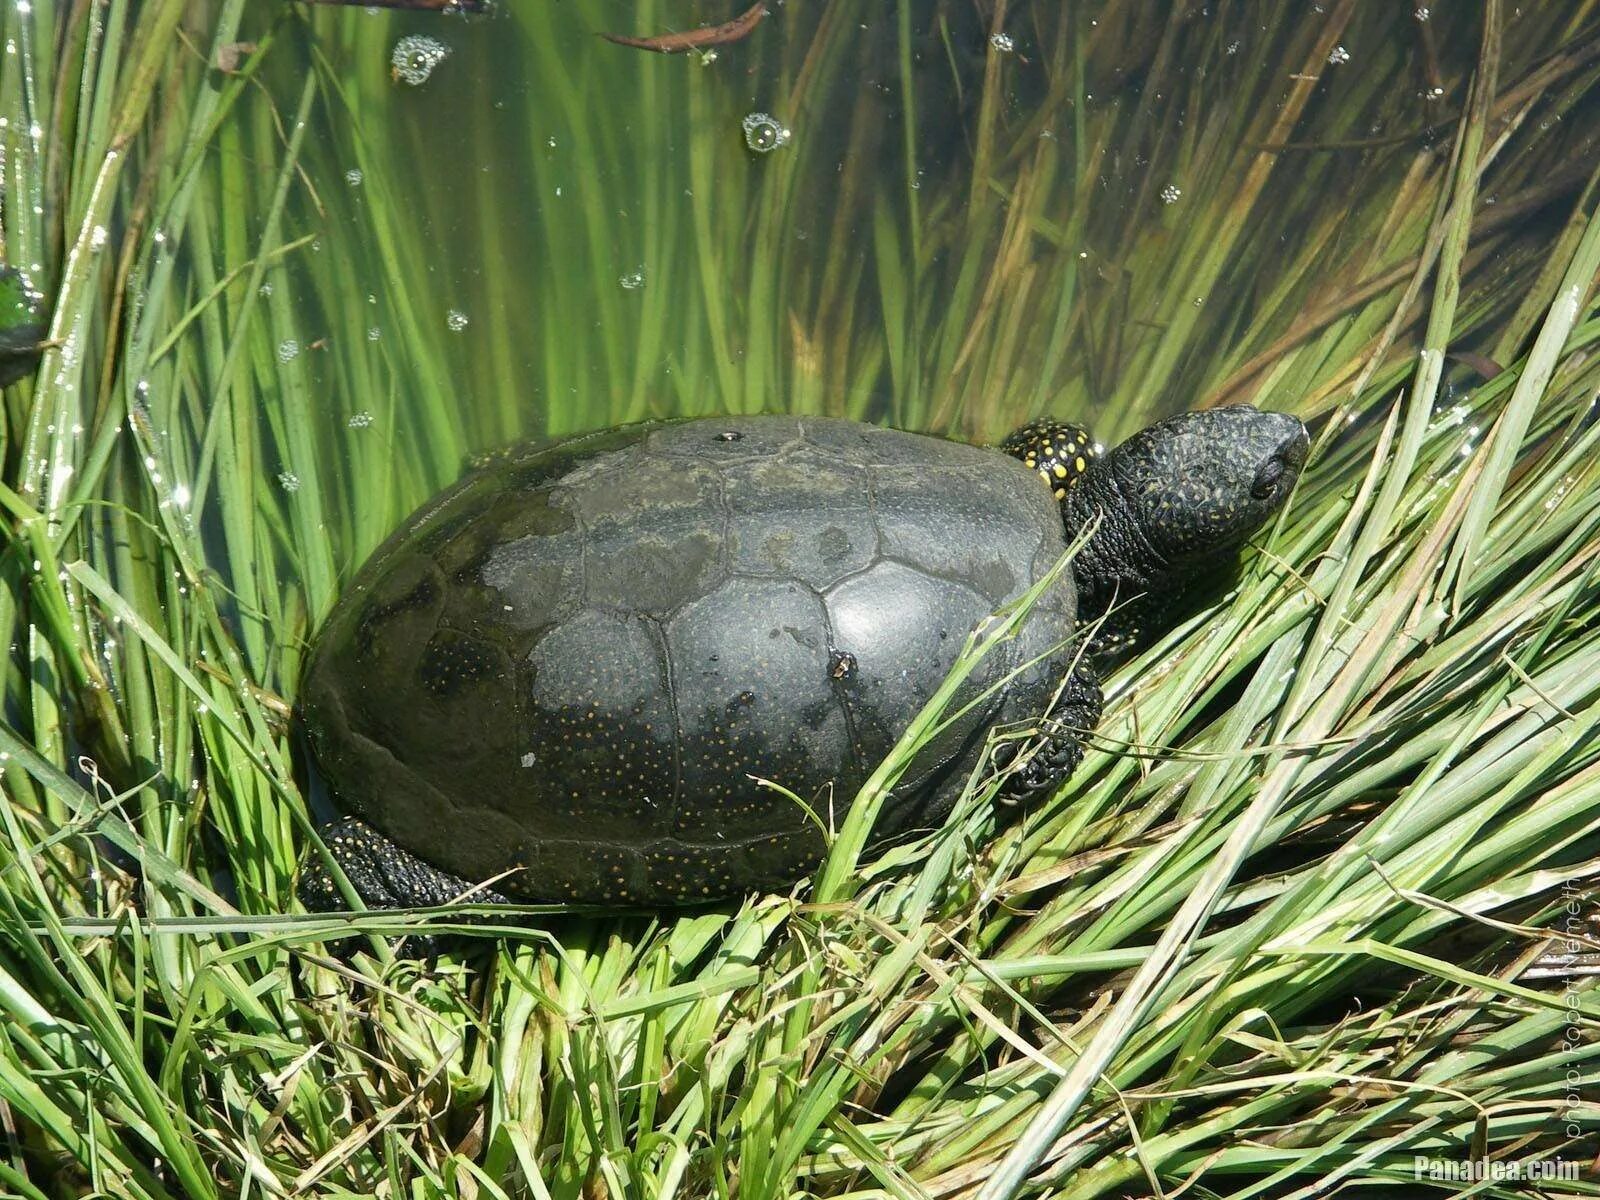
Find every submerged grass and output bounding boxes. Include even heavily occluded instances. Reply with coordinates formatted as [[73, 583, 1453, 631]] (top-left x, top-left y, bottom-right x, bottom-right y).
[[2, 1, 1600, 1196]]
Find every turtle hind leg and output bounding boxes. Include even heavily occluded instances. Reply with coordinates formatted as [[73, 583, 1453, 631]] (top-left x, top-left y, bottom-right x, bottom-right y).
[[1004, 660, 1103, 801], [300, 817, 513, 954]]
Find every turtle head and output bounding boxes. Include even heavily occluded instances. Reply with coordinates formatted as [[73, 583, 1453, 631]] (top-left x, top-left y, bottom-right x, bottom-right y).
[[1065, 405, 1308, 646]]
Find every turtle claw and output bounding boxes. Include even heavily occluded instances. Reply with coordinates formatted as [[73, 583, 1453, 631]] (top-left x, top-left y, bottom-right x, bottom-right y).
[[300, 816, 513, 956], [998, 660, 1102, 802]]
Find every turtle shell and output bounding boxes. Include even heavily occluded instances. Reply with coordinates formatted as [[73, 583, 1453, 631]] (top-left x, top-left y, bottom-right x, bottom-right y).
[[301, 415, 1078, 903]]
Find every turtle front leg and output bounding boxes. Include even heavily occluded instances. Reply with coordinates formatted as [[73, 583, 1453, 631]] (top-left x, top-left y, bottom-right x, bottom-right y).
[[1004, 660, 1102, 800], [999, 419, 1101, 500], [299, 816, 514, 912]]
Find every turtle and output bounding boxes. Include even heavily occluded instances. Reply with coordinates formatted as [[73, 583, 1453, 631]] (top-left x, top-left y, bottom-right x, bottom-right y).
[[0, 266, 47, 389], [298, 407, 1307, 913]]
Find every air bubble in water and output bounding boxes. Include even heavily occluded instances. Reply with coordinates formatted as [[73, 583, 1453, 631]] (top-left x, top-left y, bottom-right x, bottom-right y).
[[741, 112, 791, 154], [391, 35, 448, 86], [446, 309, 469, 332]]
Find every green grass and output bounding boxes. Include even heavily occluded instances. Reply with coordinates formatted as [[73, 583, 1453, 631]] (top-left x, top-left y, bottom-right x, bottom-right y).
[[3, 1, 1600, 1196]]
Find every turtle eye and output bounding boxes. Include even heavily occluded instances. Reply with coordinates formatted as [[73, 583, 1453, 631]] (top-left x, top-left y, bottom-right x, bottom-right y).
[[1250, 456, 1286, 499]]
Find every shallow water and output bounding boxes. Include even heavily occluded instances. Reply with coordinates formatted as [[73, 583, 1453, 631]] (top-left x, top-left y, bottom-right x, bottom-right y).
[[277, 2, 1027, 458], [210, 0, 1577, 590]]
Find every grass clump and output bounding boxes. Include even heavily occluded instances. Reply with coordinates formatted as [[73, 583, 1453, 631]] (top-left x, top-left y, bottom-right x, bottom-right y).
[[1, 1, 1599, 1197]]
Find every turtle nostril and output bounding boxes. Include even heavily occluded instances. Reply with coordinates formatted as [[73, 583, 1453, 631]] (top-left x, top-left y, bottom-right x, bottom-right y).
[[1276, 423, 1309, 470], [1251, 421, 1308, 499]]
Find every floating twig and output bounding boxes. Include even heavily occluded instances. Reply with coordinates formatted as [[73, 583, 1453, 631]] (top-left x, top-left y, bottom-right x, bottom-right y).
[[600, 1, 766, 54], [302, 0, 489, 12], [1447, 350, 1506, 381], [214, 41, 257, 73]]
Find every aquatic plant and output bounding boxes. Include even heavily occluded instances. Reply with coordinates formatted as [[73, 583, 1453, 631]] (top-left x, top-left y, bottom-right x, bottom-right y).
[[1, 1, 1597, 1196]]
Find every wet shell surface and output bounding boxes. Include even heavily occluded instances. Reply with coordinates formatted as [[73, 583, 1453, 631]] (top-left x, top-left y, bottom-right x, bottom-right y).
[[302, 415, 1078, 903]]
